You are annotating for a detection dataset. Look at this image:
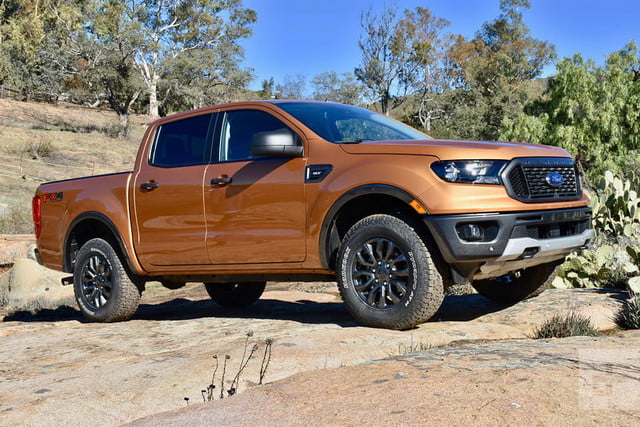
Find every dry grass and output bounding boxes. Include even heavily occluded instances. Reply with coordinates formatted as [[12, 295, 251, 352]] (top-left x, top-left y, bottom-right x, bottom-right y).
[[533, 311, 599, 339], [616, 294, 640, 330], [0, 99, 151, 233]]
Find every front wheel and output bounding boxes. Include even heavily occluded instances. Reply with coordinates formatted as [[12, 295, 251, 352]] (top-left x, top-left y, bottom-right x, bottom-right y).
[[336, 214, 444, 330], [471, 262, 558, 303], [73, 238, 141, 322], [204, 282, 266, 307]]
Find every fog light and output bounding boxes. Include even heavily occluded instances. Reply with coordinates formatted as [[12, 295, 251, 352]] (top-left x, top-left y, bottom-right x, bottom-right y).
[[458, 223, 484, 242]]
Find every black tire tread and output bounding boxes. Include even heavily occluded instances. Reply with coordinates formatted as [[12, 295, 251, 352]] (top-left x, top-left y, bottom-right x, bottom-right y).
[[337, 214, 444, 330], [73, 238, 141, 322]]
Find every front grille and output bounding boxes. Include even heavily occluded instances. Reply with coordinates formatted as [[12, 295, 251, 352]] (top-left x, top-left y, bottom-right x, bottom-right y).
[[504, 158, 581, 203], [525, 219, 590, 239]]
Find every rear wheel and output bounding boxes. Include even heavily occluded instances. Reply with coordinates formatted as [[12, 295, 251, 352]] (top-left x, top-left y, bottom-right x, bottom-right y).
[[73, 238, 141, 322], [471, 262, 558, 303], [336, 214, 444, 330], [204, 282, 266, 306]]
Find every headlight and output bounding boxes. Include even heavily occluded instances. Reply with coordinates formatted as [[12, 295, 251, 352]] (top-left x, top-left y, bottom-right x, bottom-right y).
[[431, 160, 507, 185]]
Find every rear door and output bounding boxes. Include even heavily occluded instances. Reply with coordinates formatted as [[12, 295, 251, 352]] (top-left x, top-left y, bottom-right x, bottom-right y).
[[204, 108, 307, 264], [132, 113, 216, 266]]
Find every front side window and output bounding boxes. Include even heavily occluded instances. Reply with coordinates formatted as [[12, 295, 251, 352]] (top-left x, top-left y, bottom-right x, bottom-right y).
[[220, 110, 296, 162], [150, 113, 213, 167]]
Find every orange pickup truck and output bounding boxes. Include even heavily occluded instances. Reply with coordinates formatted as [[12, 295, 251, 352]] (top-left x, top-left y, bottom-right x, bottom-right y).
[[33, 101, 592, 329]]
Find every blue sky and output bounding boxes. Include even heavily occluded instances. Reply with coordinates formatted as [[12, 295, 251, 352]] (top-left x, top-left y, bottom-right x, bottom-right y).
[[240, 0, 640, 92]]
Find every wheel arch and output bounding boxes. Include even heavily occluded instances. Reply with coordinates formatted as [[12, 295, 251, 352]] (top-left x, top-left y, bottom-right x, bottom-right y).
[[319, 184, 432, 271], [64, 212, 138, 275]]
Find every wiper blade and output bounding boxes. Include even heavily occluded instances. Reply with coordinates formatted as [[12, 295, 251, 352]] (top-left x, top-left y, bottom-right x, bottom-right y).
[[338, 139, 368, 144]]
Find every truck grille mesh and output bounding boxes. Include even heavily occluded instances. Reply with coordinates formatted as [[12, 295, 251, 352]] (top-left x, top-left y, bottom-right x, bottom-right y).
[[504, 159, 581, 203]]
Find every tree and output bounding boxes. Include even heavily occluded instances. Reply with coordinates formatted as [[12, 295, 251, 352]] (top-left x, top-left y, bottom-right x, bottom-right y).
[[501, 42, 640, 179], [93, 0, 256, 116], [355, 5, 412, 115], [276, 73, 306, 99], [258, 77, 275, 99], [449, 0, 556, 139], [92, 42, 143, 133], [311, 71, 363, 105], [0, 0, 87, 100], [397, 7, 453, 132], [159, 45, 254, 113], [355, 5, 453, 117]]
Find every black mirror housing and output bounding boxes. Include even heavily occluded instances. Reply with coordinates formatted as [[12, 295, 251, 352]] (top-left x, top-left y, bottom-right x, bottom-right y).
[[250, 129, 303, 157]]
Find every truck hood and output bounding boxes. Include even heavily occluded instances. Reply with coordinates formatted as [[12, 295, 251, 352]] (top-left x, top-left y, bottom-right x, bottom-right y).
[[339, 139, 570, 160]]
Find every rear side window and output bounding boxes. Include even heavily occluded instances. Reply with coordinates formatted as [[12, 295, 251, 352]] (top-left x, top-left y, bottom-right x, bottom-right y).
[[150, 114, 213, 167]]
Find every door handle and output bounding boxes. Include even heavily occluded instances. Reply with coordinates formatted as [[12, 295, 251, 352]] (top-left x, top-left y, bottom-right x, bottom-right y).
[[210, 176, 232, 187], [140, 182, 159, 191]]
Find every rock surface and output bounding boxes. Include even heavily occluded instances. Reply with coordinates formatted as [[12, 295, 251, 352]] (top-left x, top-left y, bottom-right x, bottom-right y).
[[0, 282, 633, 426], [132, 333, 640, 426]]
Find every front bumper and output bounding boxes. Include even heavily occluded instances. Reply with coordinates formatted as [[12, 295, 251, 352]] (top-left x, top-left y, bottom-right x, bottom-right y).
[[423, 207, 593, 281]]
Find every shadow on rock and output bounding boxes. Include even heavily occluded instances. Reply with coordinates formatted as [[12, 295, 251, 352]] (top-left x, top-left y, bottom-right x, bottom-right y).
[[433, 294, 511, 322], [3, 297, 356, 326], [133, 297, 357, 327], [6, 289, 618, 326], [3, 305, 82, 322]]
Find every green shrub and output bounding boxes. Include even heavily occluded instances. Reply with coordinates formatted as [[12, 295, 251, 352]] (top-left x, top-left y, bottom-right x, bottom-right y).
[[553, 244, 635, 289], [553, 170, 640, 290], [616, 295, 640, 330], [104, 123, 128, 138], [534, 312, 598, 338], [25, 139, 57, 159], [591, 170, 640, 238]]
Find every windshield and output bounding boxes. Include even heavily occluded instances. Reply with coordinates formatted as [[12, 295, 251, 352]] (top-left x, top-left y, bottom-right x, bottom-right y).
[[274, 102, 431, 143]]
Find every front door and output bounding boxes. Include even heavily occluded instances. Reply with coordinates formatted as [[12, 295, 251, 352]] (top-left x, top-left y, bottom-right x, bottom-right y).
[[205, 109, 306, 264]]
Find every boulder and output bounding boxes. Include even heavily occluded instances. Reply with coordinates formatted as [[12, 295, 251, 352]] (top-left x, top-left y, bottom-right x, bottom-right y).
[[0, 258, 72, 309]]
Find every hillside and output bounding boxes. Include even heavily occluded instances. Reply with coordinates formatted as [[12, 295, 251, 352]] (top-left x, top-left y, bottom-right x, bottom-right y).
[[0, 99, 152, 233]]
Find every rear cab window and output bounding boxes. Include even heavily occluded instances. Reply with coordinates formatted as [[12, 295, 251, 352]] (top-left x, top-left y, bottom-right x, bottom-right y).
[[150, 113, 215, 168]]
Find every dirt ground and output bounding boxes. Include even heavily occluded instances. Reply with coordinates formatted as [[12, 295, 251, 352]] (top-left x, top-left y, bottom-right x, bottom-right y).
[[1, 279, 637, 426]]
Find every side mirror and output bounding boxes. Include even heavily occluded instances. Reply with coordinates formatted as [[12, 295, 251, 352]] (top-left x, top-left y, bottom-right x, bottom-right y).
[[250, 129, 303, 157]]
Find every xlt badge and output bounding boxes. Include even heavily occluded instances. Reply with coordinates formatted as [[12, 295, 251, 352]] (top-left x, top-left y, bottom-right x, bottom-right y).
[[305, 165, 333, 183]]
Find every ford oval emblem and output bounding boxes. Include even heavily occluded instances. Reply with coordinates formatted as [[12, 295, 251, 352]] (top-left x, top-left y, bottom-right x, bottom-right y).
[[545, 173, 564, 188]]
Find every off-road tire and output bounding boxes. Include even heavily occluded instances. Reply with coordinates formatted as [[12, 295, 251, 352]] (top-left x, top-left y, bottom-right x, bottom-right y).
[[73, 238, 141, 322], [471, 262, 558, 303], [336, 214, 444, 330], [204, 282, 267, 307]]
